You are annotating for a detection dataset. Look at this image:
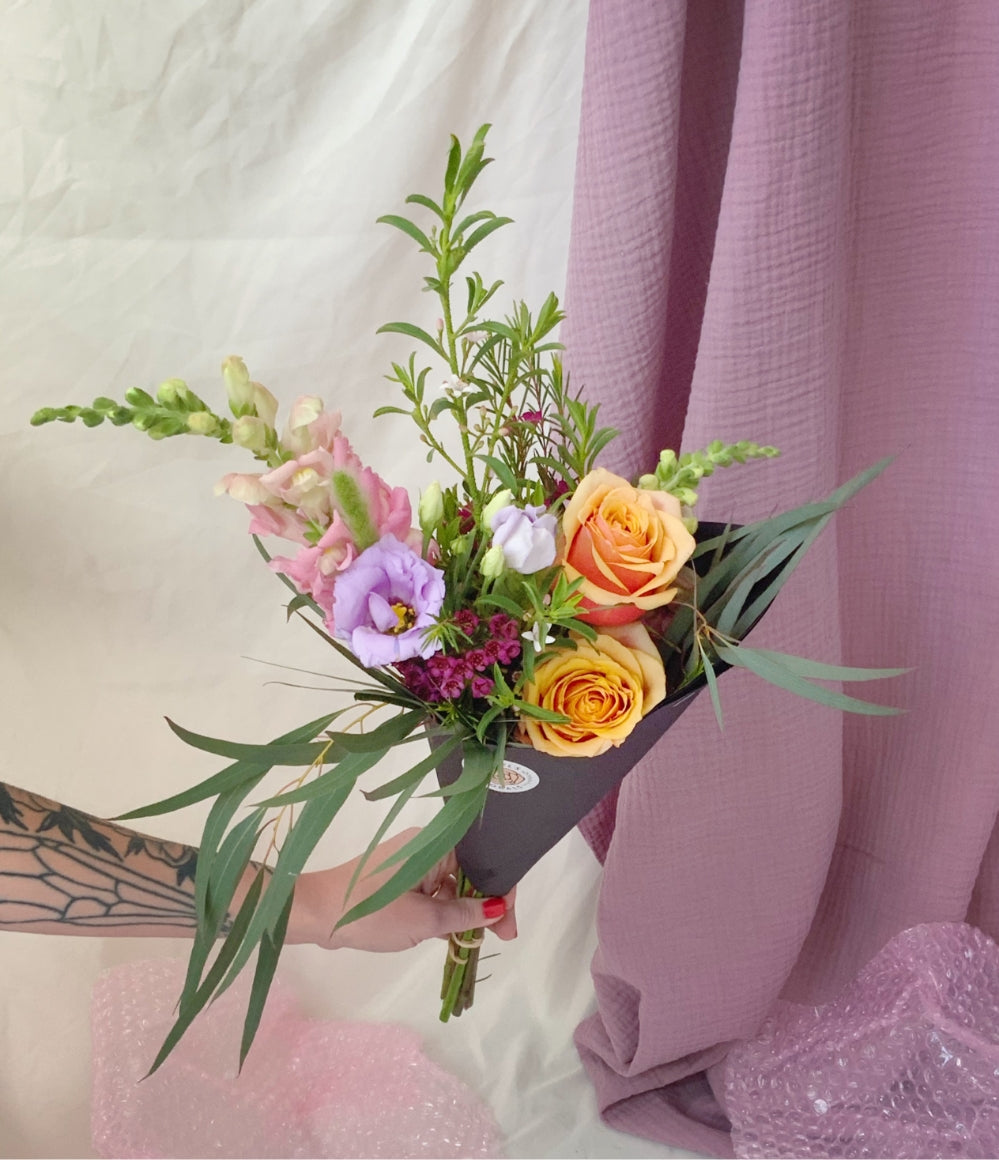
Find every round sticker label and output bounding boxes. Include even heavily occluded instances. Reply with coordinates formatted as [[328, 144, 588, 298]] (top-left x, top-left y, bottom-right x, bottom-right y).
[[489, 760, 540, 794]]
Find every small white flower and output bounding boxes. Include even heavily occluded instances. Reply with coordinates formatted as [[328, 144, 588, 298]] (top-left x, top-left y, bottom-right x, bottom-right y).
[[441, 374, 469, 397], [523, 621, 556, 650]]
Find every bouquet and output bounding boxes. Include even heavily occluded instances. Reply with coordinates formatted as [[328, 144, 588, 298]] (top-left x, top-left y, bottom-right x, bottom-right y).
[[33, 125, 904, 1067]]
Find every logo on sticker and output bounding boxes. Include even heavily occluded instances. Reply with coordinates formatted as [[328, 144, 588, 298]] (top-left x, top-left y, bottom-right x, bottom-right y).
[[489, 760, 540, 793]]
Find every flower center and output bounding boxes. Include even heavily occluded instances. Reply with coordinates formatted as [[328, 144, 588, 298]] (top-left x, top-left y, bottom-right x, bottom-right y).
[[390, 601, 417, 633]]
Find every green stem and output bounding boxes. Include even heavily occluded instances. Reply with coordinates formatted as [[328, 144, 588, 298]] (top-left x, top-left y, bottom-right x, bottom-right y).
[[439, 868, 484, 1022]]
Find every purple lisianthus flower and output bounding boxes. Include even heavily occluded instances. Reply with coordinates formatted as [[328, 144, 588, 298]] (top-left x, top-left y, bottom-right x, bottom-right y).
[[489, 504, 558, 574], [333, 535, 445, 667]]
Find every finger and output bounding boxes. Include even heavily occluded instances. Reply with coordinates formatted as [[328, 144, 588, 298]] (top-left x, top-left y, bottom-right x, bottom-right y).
[[413, 892, 510, 941], [415, 851, 458, 896], [490, 886, 518, 941]]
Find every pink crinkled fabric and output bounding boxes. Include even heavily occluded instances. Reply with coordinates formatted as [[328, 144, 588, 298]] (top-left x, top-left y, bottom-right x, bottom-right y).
[[566, 1, 999, 1155], [90, 959, 503, 1159], [724, 923, 999, 1159]]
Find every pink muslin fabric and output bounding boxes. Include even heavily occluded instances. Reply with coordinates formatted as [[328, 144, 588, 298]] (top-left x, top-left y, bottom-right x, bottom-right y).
[[566, 1, 999, 1156], [90, 959, 502, 1159], [724, 923, 999, 1159]]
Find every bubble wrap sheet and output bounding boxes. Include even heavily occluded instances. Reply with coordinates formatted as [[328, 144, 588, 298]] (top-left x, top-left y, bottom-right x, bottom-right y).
[[91, 959, 503, 1159], [725, 923, 999, 1159]]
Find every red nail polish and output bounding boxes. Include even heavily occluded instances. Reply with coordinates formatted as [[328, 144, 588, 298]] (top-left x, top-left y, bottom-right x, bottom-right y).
[[482, 896, 506, 919]]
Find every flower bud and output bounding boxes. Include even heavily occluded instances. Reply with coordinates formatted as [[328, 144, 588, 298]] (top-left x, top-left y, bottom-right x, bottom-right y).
[[418, 481, 444, 534], [222, 356, 254, 415], [482, 489, 513, 526], [480, 544, 506, 579], [232, 414, 272, 453], [124, 387, 154, 408], [252, 383, 279, 429], [187, 411, 220, 436], [156, 378, 186, 406], [636, 473, 658, 490]]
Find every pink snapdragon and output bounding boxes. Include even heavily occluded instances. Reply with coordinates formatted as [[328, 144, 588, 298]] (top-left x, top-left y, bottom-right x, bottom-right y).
[[268, 434, 420, 627], [281, 396, 343, 458], [215, 393, 422, 626]]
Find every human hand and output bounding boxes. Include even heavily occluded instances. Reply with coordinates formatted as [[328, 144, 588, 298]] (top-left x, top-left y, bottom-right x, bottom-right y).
[[285, 828, 517, 952]]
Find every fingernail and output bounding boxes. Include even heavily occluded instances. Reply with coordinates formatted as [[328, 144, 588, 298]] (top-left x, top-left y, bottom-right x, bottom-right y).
[[482, 896, 506, 919]]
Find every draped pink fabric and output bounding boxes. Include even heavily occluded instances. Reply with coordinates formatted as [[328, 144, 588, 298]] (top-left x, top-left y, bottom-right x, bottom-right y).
[[565, 2, 999, 1155]]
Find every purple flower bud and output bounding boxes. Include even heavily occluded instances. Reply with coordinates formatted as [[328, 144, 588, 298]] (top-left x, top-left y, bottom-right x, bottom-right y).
[[489, 613, 521, 641], [452, 609, 480, 638]]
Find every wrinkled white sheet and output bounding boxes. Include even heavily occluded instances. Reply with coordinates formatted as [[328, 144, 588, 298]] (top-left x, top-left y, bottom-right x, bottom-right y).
[[0, 3, 691, 1156]]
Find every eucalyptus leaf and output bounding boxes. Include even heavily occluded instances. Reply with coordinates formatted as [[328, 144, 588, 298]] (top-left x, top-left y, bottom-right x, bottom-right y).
[[714, 644, 903, 716], [702, 649, 724, 730], [215, 769, 361, 999], [251, 747, 386, 808], [421, 734, 498, 797], [239, 890, 293, 1069], [147, 869, 266, 1075], [181, 807, 266, 1024], [740, 650, 910, 683], [116, 710, 344, 820], [362, 733, 462, 801], [325, 708, 425, 753], [164, 718, 330, 766]]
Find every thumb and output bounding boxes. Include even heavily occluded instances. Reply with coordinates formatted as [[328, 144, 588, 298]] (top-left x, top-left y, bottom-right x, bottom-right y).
[[424, 893, 508, 940]]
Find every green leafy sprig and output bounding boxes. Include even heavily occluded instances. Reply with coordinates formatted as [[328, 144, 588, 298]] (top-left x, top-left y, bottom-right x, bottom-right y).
[[374, 124, 617, 517]]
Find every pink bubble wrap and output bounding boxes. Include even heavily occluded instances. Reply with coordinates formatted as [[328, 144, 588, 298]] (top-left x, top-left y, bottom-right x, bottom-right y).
[[724, 923, 999, 1159], [91, 959, 503, 1159]]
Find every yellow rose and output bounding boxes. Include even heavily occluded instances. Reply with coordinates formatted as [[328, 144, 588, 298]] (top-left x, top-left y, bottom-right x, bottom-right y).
[[519, 622, 667, 757], [562, 467, 696, 626]]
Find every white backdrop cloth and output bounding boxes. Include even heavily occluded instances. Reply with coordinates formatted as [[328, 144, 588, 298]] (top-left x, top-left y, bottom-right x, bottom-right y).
[[0, 2, 693, 1157]]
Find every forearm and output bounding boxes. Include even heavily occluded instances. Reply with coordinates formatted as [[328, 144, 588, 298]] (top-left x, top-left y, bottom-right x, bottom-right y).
[[0, 781, 253, 938]]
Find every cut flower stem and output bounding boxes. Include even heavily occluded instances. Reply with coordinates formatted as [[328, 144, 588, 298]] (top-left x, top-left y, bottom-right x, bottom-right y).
[[440, 867, 485, 1021]]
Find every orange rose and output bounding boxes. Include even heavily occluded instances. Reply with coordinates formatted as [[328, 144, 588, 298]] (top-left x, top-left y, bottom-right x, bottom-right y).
[[519, 623, 667, 757], [561, 467, 696, 626]]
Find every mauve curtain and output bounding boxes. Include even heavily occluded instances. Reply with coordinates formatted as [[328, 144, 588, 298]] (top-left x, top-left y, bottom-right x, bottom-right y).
[[564, 2, 999, 1156]]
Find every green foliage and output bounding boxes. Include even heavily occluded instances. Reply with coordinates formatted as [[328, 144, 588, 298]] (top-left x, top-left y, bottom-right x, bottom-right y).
[[375, 124, 617, 515], [658, 459, 905, 716], [638, 441, 781, 514]]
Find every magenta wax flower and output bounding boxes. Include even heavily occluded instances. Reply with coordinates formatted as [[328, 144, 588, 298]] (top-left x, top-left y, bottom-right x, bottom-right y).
[[333, 535, 445, 667]]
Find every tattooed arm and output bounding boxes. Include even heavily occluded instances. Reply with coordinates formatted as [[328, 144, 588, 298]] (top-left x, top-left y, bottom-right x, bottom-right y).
[[0, 782, 516, 946], [0, 780, 217, 937]]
